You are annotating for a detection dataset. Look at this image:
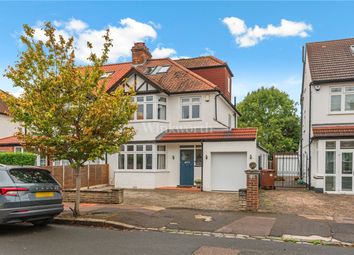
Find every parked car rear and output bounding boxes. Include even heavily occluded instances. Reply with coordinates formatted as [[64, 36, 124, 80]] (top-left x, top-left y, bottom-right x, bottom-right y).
[[0, 164, 63, 226]]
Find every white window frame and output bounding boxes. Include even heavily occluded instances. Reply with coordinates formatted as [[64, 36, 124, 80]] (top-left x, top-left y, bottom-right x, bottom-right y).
[[324, 140, 354, 194], [132, 95, 167, 121], [329, 86, 354, 113], [118, 144, 165, 171], [180, 97, 201, 120], [227, 77, 231, 94], [14, 146, 24, 153]]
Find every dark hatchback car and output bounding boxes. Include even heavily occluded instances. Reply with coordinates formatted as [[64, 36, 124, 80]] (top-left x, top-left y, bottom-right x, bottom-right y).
[[0, 164, 63, 226]]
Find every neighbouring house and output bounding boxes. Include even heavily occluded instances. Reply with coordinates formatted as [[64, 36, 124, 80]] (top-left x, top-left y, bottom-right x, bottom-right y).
[[0, 91, 23, 153], [104, 42, 268, 191], [301, 38, 354, 194]]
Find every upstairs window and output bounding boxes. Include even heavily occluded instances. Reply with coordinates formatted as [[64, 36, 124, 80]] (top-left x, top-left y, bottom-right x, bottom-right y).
[[158, 97, 167, 120], [181, 97, 201, 120], [330, 87, 354, 113], [132, 95, 166, 121], [227, 77, 231, 93]]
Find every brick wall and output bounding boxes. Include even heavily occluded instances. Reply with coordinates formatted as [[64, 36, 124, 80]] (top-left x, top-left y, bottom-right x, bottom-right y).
[[245, 170, 260, 211], [190, 66, 232, 101], [63, 189, 124, 204]]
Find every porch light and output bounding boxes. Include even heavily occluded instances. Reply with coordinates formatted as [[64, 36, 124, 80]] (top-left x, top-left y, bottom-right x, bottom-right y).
[[205, 155, 208, 160]]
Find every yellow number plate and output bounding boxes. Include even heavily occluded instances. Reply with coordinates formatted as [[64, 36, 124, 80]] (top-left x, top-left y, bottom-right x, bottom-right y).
[[35, 192, 54, 198]]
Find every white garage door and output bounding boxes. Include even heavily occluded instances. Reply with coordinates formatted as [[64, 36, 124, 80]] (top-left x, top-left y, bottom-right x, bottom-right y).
[[211, 152, 247, 191]]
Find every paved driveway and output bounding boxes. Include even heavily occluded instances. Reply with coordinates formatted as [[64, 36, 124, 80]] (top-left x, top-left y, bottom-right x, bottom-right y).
[[260, 189, 354, 219], [123, 189, 240, 211]]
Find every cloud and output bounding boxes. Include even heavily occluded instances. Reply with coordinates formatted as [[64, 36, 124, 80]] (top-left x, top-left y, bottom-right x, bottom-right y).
[[223, 17, 312, 47], [32, 18, 162, 63], [65, 18, 88, 32], [201, 47, 215, 56], [151, 47, 176, 58]]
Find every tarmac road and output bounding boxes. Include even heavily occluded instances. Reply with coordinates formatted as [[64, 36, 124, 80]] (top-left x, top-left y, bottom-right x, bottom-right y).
[[0, 224, 353, 255]]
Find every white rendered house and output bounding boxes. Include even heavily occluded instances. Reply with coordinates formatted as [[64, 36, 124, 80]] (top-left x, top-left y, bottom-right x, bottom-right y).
[[105, 43, 268, 191], [301, 38, 354, 194]]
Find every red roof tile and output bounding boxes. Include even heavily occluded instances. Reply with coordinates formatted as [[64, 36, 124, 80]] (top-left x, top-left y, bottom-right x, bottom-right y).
[[0, 136, 21, 146], [134, 58, 218, 93], [99, 62, 132, 91], [313, 125, 354, 138], [157, 128, 257, 142], [307, 38, 354, 82], [175, 56, 225, 69], [97, 56, 232, 94]]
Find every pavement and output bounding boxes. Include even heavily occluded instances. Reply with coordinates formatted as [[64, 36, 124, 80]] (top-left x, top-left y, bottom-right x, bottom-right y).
[[57, 202, 354, 246], [1, 224, 354, 255]]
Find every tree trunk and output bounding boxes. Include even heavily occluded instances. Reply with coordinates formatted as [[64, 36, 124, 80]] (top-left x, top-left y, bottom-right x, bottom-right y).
[[74, 166, 81, 217]]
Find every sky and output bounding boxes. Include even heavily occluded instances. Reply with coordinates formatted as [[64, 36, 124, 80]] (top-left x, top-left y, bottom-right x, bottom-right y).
[[0, 1, 354, 105]]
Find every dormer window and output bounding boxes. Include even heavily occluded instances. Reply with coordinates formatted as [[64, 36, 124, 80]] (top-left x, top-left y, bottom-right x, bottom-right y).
[[351, 45, 354, 55], [145, 66, 170, 75], [100, 71, 114, 79]]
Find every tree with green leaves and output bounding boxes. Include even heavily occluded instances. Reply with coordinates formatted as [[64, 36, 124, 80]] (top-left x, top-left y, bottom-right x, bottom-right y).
[[2, 23, 136, 216], [237, 87, 300, 155]]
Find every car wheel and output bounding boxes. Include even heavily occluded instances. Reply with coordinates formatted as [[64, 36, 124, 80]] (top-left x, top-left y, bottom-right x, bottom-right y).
[[31, 218, 53, 227]]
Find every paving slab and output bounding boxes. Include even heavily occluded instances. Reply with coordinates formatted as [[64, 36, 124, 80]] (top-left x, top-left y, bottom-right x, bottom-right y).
[[216, 216, 276, 236], [193, 246, 240, 255], [270, 214, 331, 237]]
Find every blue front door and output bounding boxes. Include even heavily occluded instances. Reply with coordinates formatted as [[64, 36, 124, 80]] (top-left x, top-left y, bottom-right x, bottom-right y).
[[180, 149, 194, 186]]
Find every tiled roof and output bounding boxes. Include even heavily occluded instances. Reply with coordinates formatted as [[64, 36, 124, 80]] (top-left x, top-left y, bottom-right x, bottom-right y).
[[312, 125, 354, 138], [175, 56, 225, 69], [0, 136, 20, 146], [157, 128, 257, 142], [101, 56, 231, 93], [99, 62, 132, 91], [134, 58, 218, 93], [306, 38, 354, 83]]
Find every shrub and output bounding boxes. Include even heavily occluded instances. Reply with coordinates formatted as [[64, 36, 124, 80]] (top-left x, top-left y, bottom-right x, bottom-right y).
[[0, 152, 37, 166]]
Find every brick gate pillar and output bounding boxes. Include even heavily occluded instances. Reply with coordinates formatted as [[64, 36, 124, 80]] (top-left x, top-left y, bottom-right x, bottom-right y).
[[245, 163, 260, 211]]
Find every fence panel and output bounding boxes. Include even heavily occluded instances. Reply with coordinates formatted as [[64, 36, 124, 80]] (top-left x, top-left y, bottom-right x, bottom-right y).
[[43, 164, 109, 189]]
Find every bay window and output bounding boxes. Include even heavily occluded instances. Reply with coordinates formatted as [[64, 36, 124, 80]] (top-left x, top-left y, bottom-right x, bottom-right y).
[[118, 144, 166, 170], [330, 87, 354, 113], [181, 97, 201, 120], [132, 95, 167, 121]]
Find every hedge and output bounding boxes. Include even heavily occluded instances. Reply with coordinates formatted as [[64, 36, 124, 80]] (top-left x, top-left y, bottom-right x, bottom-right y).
[[0, 152, 37, 166]]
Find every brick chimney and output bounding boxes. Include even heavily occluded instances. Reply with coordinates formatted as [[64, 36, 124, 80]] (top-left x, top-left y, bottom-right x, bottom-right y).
[[131, 42, 152, 65]]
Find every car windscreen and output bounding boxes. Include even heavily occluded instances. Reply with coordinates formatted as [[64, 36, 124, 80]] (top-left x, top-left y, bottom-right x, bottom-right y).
[[9, 169, 57, 184]]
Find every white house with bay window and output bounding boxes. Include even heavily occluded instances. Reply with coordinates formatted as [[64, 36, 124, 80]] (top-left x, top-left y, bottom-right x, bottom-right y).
[[104, 42, 267, 191], [301, 38, 354, 194]]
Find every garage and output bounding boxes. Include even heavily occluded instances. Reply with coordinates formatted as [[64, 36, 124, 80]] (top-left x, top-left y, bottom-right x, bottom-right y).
[[211, 152, 247, 191]]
